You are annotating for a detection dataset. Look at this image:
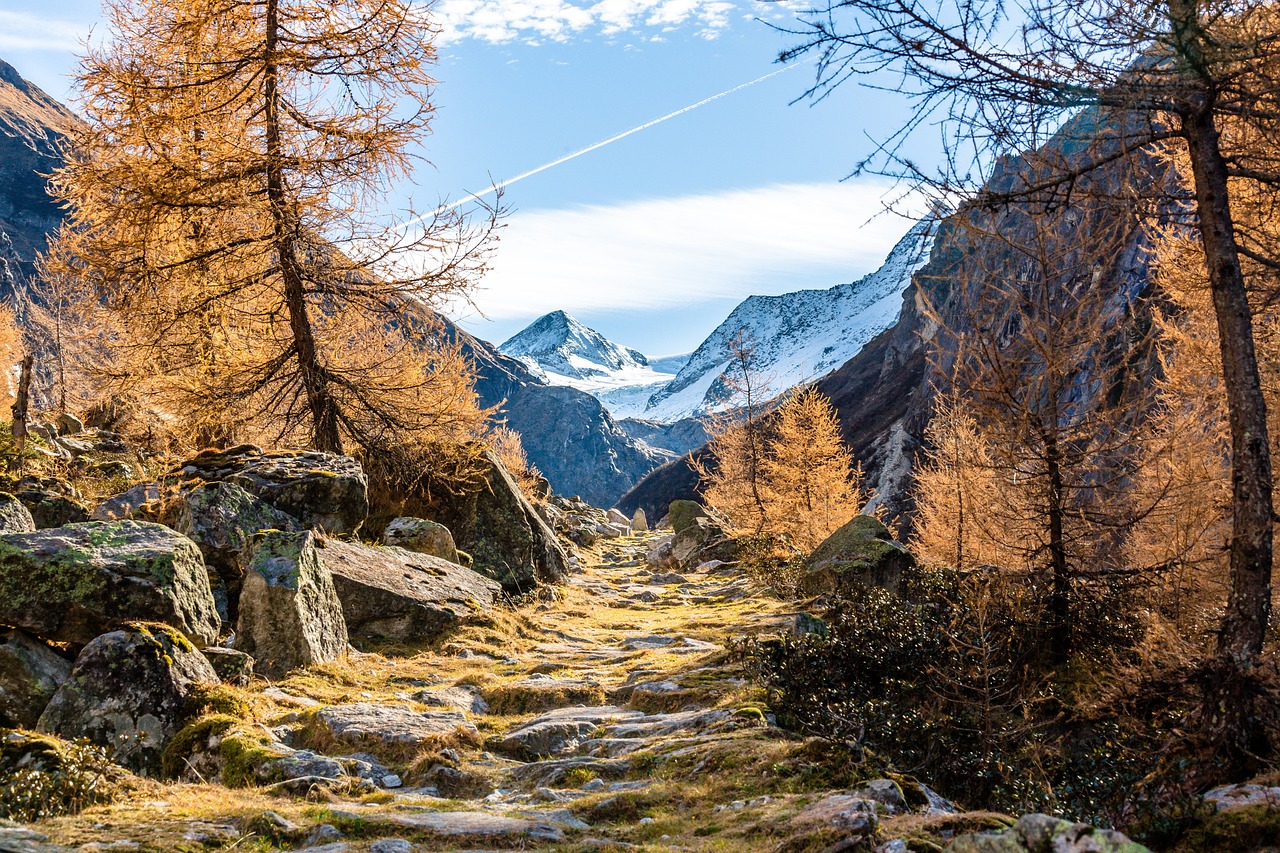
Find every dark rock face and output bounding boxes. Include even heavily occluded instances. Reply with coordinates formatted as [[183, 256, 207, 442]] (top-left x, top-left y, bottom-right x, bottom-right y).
[[0, 59, 77, 300], [0, 521, 221, 648], [319, 539, 501, 643], [16, 488, 90, 529], [0, 629, 71, 727], [802, 515, 915, 597], [173, 445, 369, 535], [425, 450, 569, 593], [37, 625, 219, 777], [201, 647, 255, 687], [617, 417, 710, 457], [167, 481, 302, 624], [233, 530, 348, 678]]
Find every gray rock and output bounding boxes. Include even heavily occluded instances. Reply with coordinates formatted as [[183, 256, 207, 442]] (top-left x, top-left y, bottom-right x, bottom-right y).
[[1204, 783, 1280, 811], [369, 841, 413, 853], [0, 629, 71, 727], [390, 811, 563, 841], [318, 539, 500, 643], [201, 647, 254, 687], [90, 484, 160, 522], [37, 625, 218, 776], [631, 508, 648, 532], [174, 445, 369, 535], [233, 531, 347, 678], [943, 814, 1150, 852], [167, 481, 301, 623], [381, 517, 458, 562], [0, 521, 220, 648], [671, 517, 726, 565], [668, 500, 709, 534], [55, 413, 83, 436], [427, 450, 569, 593], [0, 494, 34, 534], [414, 685, 488, 715], [606, 508, 630, 527], [849, 779, 909, 814], [316, 703, 479, 749], [803, 515, 916, 597], [645, 535, 676, 569]]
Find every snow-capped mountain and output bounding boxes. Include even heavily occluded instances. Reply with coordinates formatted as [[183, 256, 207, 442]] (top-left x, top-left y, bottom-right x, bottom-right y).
[[499, 310, 689, 419], [640, 217, 939, 422]]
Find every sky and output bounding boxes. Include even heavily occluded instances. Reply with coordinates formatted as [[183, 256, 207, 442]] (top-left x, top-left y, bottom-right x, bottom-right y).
[[0, 0, 934, 355]]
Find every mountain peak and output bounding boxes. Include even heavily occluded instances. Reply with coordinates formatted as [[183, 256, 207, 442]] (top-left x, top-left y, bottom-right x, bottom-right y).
[[500, 311, 651, 379]]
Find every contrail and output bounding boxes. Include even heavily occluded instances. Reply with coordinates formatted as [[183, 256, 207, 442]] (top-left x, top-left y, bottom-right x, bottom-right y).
[[397, 64, 799, 232]]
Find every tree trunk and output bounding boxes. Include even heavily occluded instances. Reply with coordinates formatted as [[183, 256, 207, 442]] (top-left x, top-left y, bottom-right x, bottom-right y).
[[1045, 432, 1071, 663], [1182, 100, 1274, 769], [263, 0, 342, 454]]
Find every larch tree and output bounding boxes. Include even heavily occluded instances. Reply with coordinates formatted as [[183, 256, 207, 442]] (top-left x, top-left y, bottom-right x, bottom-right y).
[[780, 0, 1280, 764], [42, 0, 499, 457], [762, 386, 866, 551]]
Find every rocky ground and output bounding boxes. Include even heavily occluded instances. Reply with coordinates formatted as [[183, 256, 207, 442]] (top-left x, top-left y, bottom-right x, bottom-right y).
[[1, 528, 1105, 853]]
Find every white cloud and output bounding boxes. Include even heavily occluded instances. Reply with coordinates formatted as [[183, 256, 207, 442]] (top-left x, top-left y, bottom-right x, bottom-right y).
[[440, 180, 927, 325], [428, 0, 798, 44], [0, 11, 83, 52]]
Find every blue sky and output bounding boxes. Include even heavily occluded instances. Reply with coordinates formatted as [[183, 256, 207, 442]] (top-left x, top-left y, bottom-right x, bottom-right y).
[[1, 1, 933, 355]]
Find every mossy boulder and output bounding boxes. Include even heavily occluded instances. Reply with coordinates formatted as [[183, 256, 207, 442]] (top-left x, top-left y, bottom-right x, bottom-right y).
[[90, 483, 161, 522], [233, 530, 347, 679], [319, 539, 500, 643], [0, 630, 71, 728], [943, 813, 1151, 852], [802, 515, 916, 597], [0, 521, 220, 648], [201, 647, 254, 687], [0, 493, 34, 534], [671, 516, 728, 566], [173, 445, 368, 535], [668, 500, 709, 535], [167, 481, 302, 624], [381, 516, 458, 562], [36, 623, 219, 777]]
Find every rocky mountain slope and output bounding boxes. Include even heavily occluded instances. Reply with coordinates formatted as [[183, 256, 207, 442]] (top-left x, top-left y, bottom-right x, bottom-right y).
[[0, 59, 77, 304], [638, 217, 938, 422], [499, 310, 688, 420], [619, 109, 1161, 523]]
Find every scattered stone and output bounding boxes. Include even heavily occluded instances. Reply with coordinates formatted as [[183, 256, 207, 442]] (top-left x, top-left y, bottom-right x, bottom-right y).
[[301, 825, 344, 848], [943, 813, 1151, 852], [233, 530, 347, 679], [381, 517, 458, 562], [37, 625, 219, 776], [414, 685, 489, 715], [803, 515, 916, 597], [0, 493, 34, 534], [369, 841, 413, 853], [0, 521, 220, 648], [319, 539, 500, 643], [175, 445, 369, 535], [16, 489, 90, 530], [201, 647, 254, 687], [316, 703, 479, 751], [1204, 783, 1280, 811], [849, 779, 909, 814], [0, 629, 72, 728], [56, 413, 84, 436], [648, 572, 687, 585], [390, 811, 564, 841], [645, 535, 677, 569]]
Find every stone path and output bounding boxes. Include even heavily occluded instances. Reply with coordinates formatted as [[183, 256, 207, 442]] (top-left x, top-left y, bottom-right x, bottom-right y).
[[30, 531, 983, 852]]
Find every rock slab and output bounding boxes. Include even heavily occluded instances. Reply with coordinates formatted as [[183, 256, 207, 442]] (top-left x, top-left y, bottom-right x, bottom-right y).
[[0, 629, 71, 728]]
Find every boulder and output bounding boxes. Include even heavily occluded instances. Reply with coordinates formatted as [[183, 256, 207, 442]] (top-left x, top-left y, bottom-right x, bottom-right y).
[[90, 483, 161, 522], [56, 413, 84, 436], [233, 531, 347, 678], [0, 493, 35, 534], [167, 481, 301, 623], [671, 516, 727, 565], [319, 539, 501, 643], [174, 445, 368, 535], [646, 534, 677, 569], [943, 813, 1150, 852], [0, 521, 220, 648], [0, 629, 72, 727], [15, 488, 90, 529], [606, 508, 630, 527], [202, 647, 255, 687], [632, 508, 648, 532], [429, 450, 568, 593], [803, 515, 916, 597], [37, 624, 219, 776], [380, 517, 458, 562], [668, 500, 709, 535]]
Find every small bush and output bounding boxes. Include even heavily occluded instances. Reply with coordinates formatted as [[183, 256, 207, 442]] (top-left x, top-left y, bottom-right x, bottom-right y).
[[0, 732, 117, 821]]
